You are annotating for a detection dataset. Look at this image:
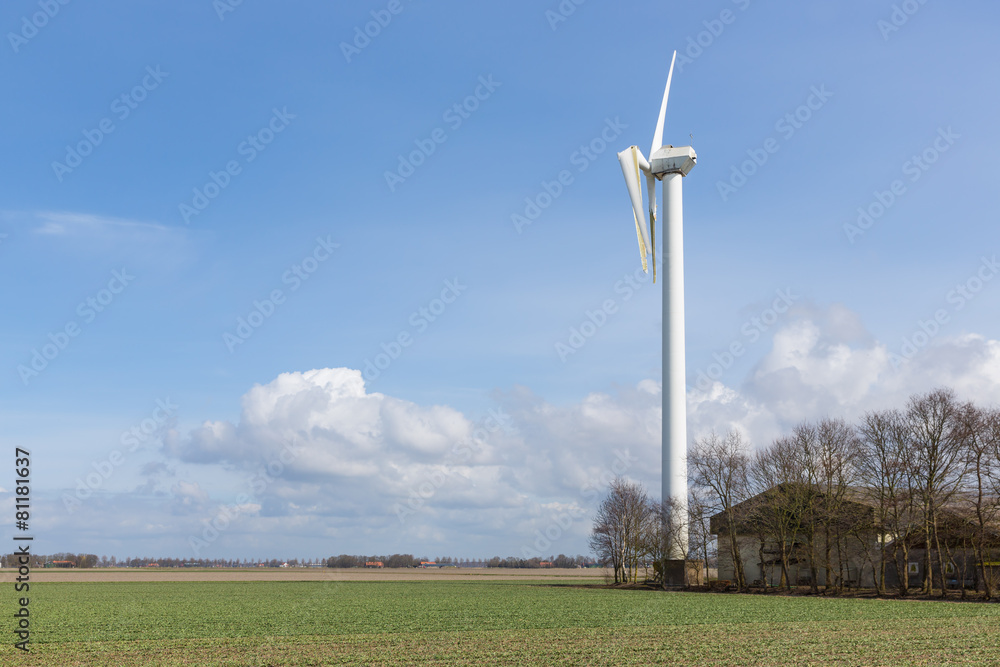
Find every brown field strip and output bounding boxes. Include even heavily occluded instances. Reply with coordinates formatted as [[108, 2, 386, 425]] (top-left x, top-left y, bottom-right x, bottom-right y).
[[0, 567, 607, 583]]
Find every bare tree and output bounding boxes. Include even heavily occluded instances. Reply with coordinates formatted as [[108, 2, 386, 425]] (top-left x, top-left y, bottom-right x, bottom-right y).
[[959, 405, 1000, 599], [857, 408, 924, 596], [786, 422, 826, 594], [690, 429, 751, 589], [675, 388, 999, 599], [590, 497, 622, 582], [589, 477, 652, 584], [749, 436, 809, 590], [905, 388, 970, 596], [687, 488, 716, 584], [815, 417, 861, 592], [645, 496, 690, 585]]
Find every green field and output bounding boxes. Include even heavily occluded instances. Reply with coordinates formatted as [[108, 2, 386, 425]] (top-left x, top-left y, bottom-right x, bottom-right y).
[[4, 580, 1000, 665]]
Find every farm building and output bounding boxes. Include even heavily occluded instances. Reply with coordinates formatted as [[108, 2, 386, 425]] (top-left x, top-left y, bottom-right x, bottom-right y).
[[710, 483, 1000, 591]]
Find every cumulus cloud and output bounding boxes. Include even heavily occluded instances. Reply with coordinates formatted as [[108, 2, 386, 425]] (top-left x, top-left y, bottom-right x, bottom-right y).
[[165, 368, 472, 473], [42, 304, 1000, 558], [149, 367, 663, 555], [688, 304, 1000, 448]]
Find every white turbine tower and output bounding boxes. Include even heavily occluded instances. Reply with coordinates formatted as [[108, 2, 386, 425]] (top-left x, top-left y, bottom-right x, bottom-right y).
[[616, 51, 696, 564]]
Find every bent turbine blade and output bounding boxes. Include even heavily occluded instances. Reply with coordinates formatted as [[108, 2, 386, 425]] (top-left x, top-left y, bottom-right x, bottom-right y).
[[646, 173, 657, 283], [617, 146, 650, 272], [650, 50, 678, 157]]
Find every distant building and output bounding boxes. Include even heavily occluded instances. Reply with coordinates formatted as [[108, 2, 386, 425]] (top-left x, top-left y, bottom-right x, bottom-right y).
[[46, 561, 75, 568], [711, 484, 1000, 590], [365, 561, 384, 568]]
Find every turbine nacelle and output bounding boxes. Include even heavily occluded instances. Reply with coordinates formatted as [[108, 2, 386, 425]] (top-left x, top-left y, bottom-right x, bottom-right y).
[[650, 145, 697, 178]]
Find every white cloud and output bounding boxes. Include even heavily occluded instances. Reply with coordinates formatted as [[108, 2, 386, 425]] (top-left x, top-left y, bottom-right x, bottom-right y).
[[0, 209, 192, 266], [688, 304, 1000, 449], [40, 304, 1000, 558], [165, 368, 473, 471], [27, 211, 169, 236], [150, 367, 660, 556]]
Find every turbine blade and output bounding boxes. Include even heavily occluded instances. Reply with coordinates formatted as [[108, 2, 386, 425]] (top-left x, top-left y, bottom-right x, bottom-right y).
[[634, 215, 648, 273], [617, 146, 650, 272], [646, 173, 657, 283], [650, 50, 678, 157]]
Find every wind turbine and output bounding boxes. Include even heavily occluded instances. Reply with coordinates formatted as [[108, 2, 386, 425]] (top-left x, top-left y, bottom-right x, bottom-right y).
[[616, 51, 696, 564]]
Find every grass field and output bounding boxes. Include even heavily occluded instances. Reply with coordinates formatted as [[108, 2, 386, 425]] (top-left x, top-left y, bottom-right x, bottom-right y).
[[3, 574, 1000, 665]]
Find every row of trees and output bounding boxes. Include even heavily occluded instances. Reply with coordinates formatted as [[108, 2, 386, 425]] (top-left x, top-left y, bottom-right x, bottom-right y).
[[324, 554, 593, 568], [2, 552, 595, 570], [1, 553, 106, 568], [50, 552, 101, 568], [485, 555, 593, 568], [588, 479, 685, 584], [325, 554, 477, 568], [0, 555, 332, 568], [690, 388, 1000, 598], [326, 554, 423, 568]]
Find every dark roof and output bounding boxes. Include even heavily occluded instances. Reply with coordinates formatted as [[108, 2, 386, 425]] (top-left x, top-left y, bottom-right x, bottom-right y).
[[709, 483, 1000, 541]]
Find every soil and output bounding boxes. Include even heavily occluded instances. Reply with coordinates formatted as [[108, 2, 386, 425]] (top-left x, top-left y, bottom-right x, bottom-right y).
[[0, 566, 607, 583]]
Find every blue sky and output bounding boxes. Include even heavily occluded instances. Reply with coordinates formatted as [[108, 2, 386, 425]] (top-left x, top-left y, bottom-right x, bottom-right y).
[[1, 1, 999, 561]]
